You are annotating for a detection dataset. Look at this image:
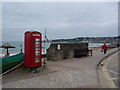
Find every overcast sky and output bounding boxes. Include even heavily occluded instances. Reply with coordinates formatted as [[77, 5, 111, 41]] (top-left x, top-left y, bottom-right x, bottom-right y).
[[2, 2, 118, 41]]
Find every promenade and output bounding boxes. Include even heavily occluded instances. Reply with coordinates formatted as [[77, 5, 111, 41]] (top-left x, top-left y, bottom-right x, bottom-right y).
[[2, 48, 118, 88]]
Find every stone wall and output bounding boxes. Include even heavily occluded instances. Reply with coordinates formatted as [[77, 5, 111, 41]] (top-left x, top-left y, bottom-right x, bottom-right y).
[[46, 42, 88, 61]]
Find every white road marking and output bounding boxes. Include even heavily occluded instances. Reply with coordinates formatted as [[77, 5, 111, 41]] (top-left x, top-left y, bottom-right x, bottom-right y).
[[111, 78, 117, 80], [108, 70, 119, 75]]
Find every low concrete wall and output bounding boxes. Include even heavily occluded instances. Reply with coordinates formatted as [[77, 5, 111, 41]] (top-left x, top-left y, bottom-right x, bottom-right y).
[[46, 42, 88, 61]]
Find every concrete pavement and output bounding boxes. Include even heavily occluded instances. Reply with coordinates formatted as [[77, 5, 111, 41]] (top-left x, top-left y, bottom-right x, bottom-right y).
[[2, 48, 119, 88]]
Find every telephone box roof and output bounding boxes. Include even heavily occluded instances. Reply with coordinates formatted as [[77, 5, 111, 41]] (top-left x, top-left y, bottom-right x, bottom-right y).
[[25, 31, 41, 34]]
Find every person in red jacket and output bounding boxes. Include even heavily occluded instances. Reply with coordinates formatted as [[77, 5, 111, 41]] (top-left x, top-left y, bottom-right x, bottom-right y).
[[102, 43, 108, 54]]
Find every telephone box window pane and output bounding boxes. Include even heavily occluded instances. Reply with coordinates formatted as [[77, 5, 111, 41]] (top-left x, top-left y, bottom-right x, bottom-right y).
[[35, 54, 40, 56], [35, 53, 40, 57], [35, 48, 40, 50], [35, 45, 40, 47], [35, 57, 40, 63], [35, 42, 40, 44], [35, 59, 40, 63], [35, 39, 40, 41], [35, 51, 40, 53], [35, 53, 39, 55], [35, 57, 39, 59]]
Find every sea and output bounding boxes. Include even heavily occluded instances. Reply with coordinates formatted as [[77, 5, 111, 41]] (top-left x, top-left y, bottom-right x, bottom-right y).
[[0, 41, 51, 56], [0, 41, 106, 56]]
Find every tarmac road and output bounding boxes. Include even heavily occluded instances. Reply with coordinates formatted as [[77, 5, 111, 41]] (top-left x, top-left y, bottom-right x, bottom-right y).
[[98, 50, 119, 88], [107, 51, 119, 87]]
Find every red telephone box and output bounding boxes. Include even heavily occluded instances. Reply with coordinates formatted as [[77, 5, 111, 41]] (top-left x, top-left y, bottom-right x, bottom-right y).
[[24, 31, 42, 68]]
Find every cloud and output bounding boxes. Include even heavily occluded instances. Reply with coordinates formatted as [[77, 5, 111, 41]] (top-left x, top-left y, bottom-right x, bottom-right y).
[[2, 2, 118, 41]]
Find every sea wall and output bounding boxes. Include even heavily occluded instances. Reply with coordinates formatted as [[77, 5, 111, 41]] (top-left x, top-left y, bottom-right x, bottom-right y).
[[46, 42, 88, 61]]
